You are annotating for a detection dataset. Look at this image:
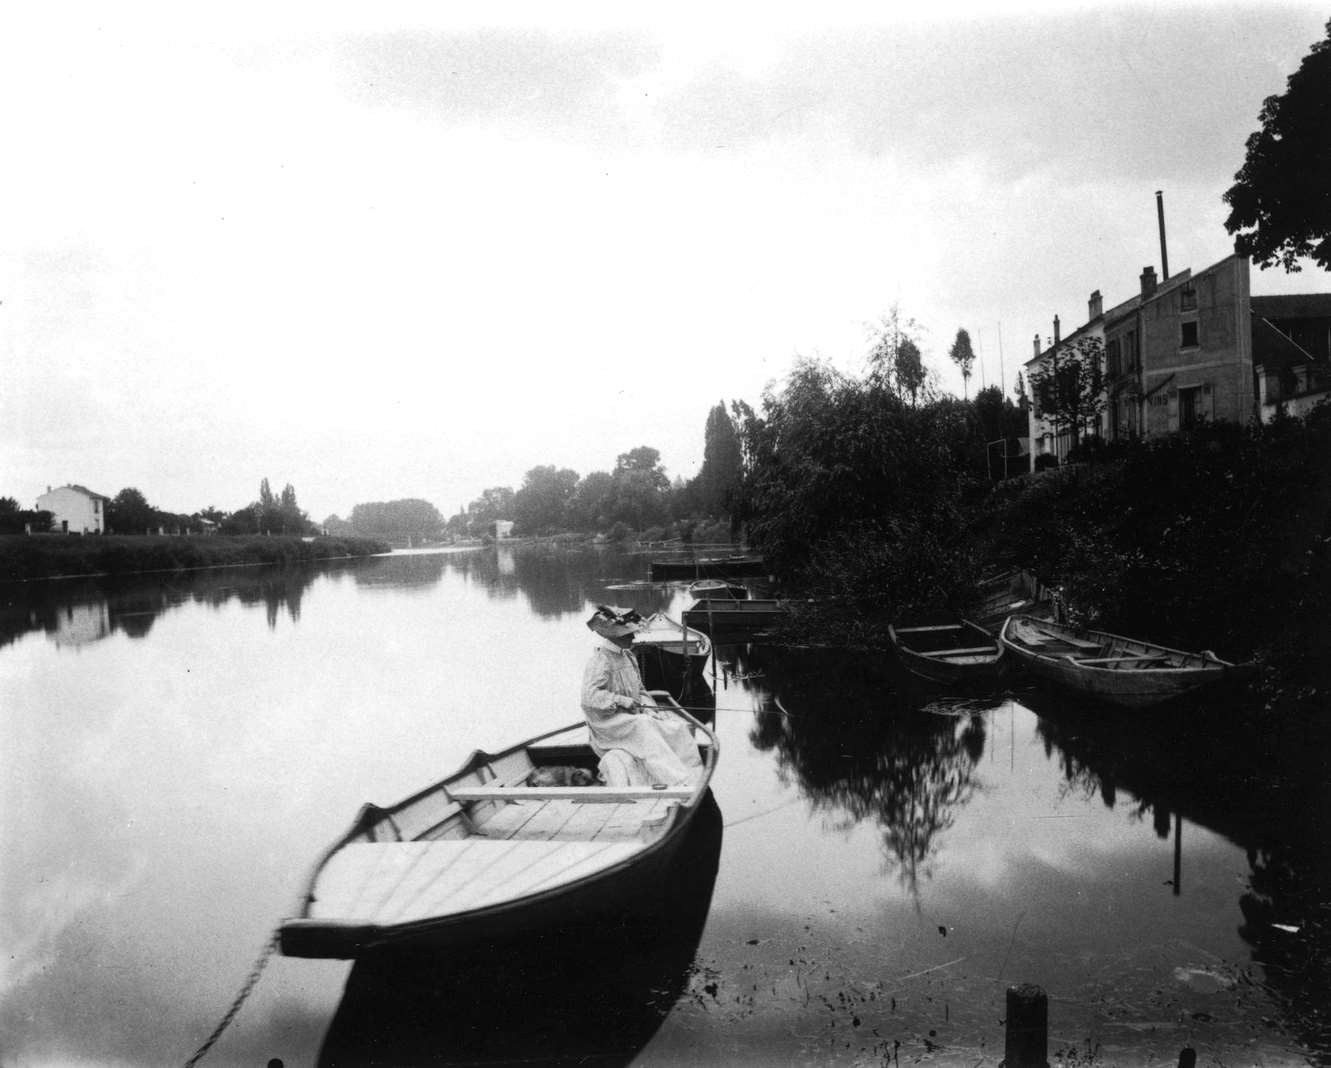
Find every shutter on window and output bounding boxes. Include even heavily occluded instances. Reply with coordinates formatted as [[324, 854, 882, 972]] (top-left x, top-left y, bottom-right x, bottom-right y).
[[1201, 383, 1214, 420], [1167, 389, 1179, 432]]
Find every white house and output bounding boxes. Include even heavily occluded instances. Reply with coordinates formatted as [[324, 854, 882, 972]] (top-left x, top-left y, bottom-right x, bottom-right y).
[[35, 484, 110, 534]]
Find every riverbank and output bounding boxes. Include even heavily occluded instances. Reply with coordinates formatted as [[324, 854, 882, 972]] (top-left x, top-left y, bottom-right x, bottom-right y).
[[767, 414, 1331, 713], [0, 533, 391, 582]]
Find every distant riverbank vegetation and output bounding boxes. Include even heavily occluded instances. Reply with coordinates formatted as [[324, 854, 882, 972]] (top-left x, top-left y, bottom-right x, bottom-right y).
[[0, 534, 389, 582], [320, 401, 749, 547], [0, 479, 387, 581]]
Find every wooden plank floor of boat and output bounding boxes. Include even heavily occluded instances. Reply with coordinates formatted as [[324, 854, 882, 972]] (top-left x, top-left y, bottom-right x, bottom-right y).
[[309, 797, 675, 926]]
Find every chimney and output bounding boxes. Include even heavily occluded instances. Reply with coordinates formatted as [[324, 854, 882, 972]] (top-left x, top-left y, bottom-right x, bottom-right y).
[[1053, 315, 1061, 348], [1089, 290, 1103, 320], [1140, 266, 1157, 298], [1033, 333, 1041, 359]]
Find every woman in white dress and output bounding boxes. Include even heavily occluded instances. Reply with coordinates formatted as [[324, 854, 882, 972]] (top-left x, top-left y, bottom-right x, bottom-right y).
[[580, 605, 702, 787]]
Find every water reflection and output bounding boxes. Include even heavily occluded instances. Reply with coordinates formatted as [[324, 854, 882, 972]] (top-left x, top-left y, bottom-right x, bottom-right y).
[[734, 645, 990, 898], [317, 794, 723, 1067], [1027, 688, 1331, 1057], [0, 564, 330, 649]]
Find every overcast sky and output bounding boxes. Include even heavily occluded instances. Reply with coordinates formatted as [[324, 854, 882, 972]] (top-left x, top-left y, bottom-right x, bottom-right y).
[[3, 3, 1329, 522]]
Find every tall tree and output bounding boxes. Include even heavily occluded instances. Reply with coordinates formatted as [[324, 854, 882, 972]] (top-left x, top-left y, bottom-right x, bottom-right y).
[[108, 487, 156, 533], [1028, 336, 1106, 451], [698, 401, 743, 517], [895, 337, 926, 407], [512, 466, 580, 534], [948, 329, 976, 400], [1223, 19, 1331, 271]]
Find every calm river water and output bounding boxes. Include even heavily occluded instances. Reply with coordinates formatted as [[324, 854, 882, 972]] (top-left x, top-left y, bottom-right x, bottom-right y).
[[2, 545, 1328, 1067]]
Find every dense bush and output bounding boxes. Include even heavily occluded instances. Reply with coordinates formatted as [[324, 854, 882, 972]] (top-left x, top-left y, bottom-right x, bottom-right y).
[[972, 414, 1331, 677]]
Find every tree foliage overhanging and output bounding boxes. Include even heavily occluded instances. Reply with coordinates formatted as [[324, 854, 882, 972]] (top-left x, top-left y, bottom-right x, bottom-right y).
[[730, 356, 1027, 619], [1224, 18, 1331, 271]]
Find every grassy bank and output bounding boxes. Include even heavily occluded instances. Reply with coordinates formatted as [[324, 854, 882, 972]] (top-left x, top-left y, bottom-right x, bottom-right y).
[[0, 533, 391, 582]]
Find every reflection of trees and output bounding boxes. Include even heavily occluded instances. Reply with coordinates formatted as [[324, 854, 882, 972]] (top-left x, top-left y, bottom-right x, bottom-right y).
[[350, 551, 449, 590], [0, 564, 336, 649], [439, 546, 672, 623], [742, 646, 989, 898], [1030, 692, 1331, 1058]]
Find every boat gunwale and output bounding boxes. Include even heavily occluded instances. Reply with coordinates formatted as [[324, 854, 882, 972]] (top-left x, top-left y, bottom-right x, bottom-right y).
[[998, 614, 1238, 674], [281, 696, 720, 955]]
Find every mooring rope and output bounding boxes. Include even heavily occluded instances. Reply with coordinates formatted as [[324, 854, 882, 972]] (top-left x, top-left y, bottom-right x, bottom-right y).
[[183, 929, 280, 1067]]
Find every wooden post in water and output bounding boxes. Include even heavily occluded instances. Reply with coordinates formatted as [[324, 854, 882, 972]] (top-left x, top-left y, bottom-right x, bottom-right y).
[[1004, 984, 1048, 1068]]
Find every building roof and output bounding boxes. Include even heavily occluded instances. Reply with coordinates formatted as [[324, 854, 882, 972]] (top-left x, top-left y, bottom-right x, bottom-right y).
[[50, 484, 111, 500], [1252, 316, 1320, 372], [1251, 294, 1331, 320]]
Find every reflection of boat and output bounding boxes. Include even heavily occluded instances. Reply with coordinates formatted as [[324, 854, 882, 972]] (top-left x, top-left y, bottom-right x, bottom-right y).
[[648, 554, 767, 580], [317, 793, 723, 1067], [280, 696, 719, 959], [688, 578, 749, 600], [633, 612, 711, 689], [998, 614, 1250, 708], [683, 597, 788, 632], [888, 617, 1004, 685]]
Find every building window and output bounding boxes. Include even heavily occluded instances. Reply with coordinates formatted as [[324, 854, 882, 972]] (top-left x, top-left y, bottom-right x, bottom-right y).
[[1180, 285, 1197, 311], [1180, 320, 1199, 348], [1106, 339, 1121, 377], [1124, 330, 1137, 370], [1179, 386, 1201, 428]]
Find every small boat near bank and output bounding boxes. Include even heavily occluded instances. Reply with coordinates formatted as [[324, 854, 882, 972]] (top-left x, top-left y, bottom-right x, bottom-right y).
[[687, 578, 750, 601], [888, 617, 1004, 685], [998, 614, 1251, 709], [648, 554, 767, 581], [279, 697, 718, 959], [683, 597, 788, 633], [633, 611, 712, 687]]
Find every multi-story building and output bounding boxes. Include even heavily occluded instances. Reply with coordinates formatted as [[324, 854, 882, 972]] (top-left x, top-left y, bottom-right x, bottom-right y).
[[35, 484, 110, 534], [1026, 250, 1328, 469]]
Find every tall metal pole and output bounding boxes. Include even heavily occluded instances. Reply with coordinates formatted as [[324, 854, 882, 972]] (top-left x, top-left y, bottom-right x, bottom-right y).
[[1156, 190, 1170, 282]]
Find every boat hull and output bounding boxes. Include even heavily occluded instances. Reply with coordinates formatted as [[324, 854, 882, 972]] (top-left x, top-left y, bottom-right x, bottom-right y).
[[682, 597, 787, 632], [998, 614, 1247, 708], [279, 702, 719, 959], [280, 791, 718, 958]]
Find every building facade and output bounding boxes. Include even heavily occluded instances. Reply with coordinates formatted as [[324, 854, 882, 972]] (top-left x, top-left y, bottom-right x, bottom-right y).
[[35, 484, 110, 534], [1024, 249, 1329, 469]]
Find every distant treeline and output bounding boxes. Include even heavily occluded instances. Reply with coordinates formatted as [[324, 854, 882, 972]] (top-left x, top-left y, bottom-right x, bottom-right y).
[[1, 479, 321, 538], [0, 534, 389, 583], [323, 402, 748, 542]]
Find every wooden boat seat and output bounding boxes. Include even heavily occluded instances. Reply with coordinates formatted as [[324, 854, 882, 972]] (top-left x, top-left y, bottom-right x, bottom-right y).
[[449, 785, 694, 802], [924, 645, 997, 658]]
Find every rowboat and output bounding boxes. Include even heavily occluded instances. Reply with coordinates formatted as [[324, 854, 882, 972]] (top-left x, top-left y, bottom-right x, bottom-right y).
[[888, 617, 1004, 685], [279, 695, 719, 959], [648, 554, 767, 581], [998, 614, 1251, 708], [633, 611, 712, 689], [683, 597, 788, 632], [688, 578, 750, 600]]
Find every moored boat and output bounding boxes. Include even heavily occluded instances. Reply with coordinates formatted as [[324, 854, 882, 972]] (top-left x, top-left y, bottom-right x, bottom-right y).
[[279, 696, 718, 959], [633, 611, 712, 688], [683, 597, 788, 632], [998, 614, 1251, 708], [687, 578, 750, 601], [888, 617, 1004, 685]]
